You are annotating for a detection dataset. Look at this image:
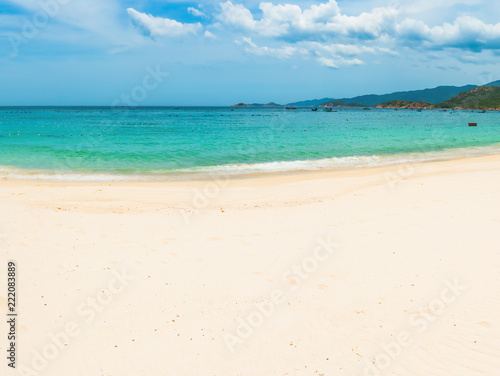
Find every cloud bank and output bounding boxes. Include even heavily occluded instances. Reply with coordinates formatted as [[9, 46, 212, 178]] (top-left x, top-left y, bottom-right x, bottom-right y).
[[124, 0, 500, 68]]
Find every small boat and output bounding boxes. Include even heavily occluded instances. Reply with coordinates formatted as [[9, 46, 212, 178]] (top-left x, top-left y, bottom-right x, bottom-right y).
[[311, 108, 318, 112], [469, 123, 478, 127], [417, 109, 422, 112], [323, 107, 333, 112], [286, 106, 297, 110]]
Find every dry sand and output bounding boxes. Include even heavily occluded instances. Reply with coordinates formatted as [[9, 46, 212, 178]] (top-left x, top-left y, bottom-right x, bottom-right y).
[[1, 155, 499, 375]]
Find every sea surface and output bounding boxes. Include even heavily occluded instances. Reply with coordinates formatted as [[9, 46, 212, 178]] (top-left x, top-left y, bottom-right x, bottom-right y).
[[0, 106, 499, 181]]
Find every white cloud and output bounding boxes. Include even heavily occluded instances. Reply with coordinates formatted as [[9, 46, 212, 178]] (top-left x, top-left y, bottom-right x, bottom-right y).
[[120, 0, 500, 69], [317, 56, 364, 68], [216, 1, 398, 40], [303, 41, 389, 68], [237, 37, 299, 59], [256, 3, 303, 37], [127, 8, 202, 38], [214, 0, 500, 67], [204, 30, 217, 39], [305, 42, 375, 57], [236, 38, 389, 68], [398, 16, 500, 51], [188, 7, 206, 18], [330, 7, 399, 40], [217, 1, 256, 31]]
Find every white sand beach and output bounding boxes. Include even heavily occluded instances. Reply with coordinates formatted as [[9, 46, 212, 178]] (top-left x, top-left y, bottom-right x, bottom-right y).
[[1, 155, 500, 375]]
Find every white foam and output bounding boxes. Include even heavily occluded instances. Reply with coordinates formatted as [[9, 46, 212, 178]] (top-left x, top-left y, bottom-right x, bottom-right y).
[[0, 167, 140, 182], [180, 155, 383, 173], [178, 143, 500, 175]]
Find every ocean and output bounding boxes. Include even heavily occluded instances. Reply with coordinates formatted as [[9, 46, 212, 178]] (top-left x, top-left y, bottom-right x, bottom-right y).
[[0, 106, 499, 181]]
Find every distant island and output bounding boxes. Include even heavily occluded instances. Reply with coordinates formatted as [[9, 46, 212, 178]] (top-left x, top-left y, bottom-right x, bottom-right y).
[[376, 86, 500, 111], [232, 102, 282, 108]]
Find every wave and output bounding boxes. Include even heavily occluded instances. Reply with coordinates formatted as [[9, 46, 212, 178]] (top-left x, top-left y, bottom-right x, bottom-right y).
[[178, 155, 384, 173]]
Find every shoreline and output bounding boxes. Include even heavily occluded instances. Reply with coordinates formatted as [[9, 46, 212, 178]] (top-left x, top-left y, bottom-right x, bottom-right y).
[[1, 152, 499, 190], [2, 142, 500, 184]]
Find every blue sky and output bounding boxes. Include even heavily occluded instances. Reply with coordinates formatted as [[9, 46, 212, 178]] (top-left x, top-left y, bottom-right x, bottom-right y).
[[0, 0, 499, 105]]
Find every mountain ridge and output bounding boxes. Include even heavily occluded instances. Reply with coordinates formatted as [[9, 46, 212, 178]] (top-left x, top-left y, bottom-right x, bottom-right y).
[[288, 80, 500, 107]]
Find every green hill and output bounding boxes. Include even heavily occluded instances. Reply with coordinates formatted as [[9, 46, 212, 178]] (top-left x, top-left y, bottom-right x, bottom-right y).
[[440, 86, 500, 109]]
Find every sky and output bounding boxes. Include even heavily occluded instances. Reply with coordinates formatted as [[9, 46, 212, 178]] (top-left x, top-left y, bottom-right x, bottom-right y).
[[0, 0, 499, 105]]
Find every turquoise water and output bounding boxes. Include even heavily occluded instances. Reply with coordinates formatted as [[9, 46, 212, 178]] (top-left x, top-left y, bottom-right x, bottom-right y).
[[0, 107, 499, 180]]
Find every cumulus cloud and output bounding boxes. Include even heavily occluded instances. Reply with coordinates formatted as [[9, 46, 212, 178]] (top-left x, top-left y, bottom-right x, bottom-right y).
[[398, 16, 500, 51], [215, 1, 401, 68], [216, 0, 398, 40], [217, 1, 256, 31], [213, 0, 500, 66], [127, 8, 202, 38]]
